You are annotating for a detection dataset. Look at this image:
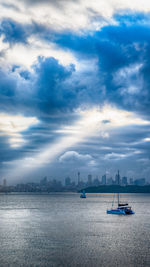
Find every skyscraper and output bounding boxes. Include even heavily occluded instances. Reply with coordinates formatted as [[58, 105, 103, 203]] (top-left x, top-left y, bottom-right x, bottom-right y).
[[129, 178, 133, 185], [65, 177, 71, 186], [115, 170, 120, 185], [102, 174, 106, 185], [107, 177, 113, 185], [122, 176, 128, 185], [40, 176, 48, 186], [88, 174, 92, 185]]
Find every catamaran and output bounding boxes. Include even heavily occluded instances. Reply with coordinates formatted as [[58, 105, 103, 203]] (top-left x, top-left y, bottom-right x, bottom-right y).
[[107, 171, 134, 215], [107, 192, 134, 215]]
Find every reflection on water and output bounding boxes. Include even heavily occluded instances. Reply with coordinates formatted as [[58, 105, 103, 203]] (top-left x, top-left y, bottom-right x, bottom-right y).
[[0, 193, 150, 267]]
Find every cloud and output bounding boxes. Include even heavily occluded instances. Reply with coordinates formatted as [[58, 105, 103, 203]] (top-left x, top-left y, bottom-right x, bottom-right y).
[[1, 13, 150, 120], [23, 0, 78, 7], [51, 15, 150, 116], [0, 56, 76, 116], [0, 113, 38, 147], [0, 4, 150, 181], [33, 56, 75, 111], [59, 150, 94, 165], [0, 18, 28, 45], [1, 14, 150, 120], [2, 0, 150, 33], [0, 67, 16, 97], [1, 104, 149, 180]]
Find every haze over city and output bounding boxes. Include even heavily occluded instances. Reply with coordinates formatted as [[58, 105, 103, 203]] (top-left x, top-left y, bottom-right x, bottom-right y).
[[0, 0, 150, 184]]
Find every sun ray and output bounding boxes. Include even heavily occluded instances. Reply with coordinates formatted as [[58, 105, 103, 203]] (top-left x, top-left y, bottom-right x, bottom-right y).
[[4, 105, 150, 180]]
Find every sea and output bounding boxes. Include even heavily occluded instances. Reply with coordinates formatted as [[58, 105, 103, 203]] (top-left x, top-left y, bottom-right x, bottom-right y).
[[0, 193, 150, 267]]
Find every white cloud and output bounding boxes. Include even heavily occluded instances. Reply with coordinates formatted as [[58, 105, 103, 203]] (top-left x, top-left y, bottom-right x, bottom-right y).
[[1, 0, 150, 34], [104, 150, 141, 160], [1, 1, 150, 69], [0, 113, 38, 147], [104, 152, 127, 160], [114, 64, 144, 95], [59, 150, 93, 164], [143, 137, 150, 142], [0, 35, 9, 51], [3, 104, 149, 179], [78, 105, 150, 131], [3, 37, 77, 69]]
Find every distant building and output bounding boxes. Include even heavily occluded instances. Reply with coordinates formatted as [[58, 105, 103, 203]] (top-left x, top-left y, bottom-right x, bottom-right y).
[[93, 177, 100, 186], [129, 178, 133, 185], [71, 181, 76, 187], [134, 178, 146, 186], [140, 178, 146, 185], [102, 174, 106, 185], [122, 176, 128, 186], [88, 174, 92, 186], [40, 176, 48, 186], [107, 177, 113, 185], [3, 179, 7, 187], [51, 179, 62, 190], [115, 170, 120, 185], [79, 181, 86, 188], [65, 177, 71, 186], [77, 172, 85, 188]]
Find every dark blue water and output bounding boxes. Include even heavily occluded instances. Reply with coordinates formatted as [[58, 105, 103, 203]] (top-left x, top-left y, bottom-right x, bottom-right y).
[[0, 193, 150, 266]]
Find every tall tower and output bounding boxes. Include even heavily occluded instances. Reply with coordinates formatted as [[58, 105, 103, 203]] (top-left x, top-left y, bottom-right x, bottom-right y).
[[115, 170, 120, 185], [102, 174, 106, 185], [78, 172, 80, 185]]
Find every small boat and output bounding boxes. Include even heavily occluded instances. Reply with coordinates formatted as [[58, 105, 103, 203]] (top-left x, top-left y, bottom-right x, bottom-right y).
[[107, 192, 134, 215], [80, 190, 86, 198]]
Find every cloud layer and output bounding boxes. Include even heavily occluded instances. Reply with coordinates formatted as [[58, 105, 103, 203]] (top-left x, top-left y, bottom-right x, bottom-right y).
[[0, 1, 150, 182]]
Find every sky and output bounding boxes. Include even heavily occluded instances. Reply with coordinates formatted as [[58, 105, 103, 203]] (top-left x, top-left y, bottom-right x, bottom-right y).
[[0, 0, 150, 184]]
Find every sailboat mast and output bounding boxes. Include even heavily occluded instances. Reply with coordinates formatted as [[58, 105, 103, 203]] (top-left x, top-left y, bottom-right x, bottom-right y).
[[117, 192, 119, 206], [117, 170, 120, 206]]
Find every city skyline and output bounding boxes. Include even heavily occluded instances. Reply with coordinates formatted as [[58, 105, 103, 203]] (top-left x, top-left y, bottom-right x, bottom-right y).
[[0, 171, 147, 188], [0, 0, 150, 183]]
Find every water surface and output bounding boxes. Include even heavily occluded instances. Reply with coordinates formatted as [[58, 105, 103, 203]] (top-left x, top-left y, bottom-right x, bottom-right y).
[[0, 193, 149, 266]]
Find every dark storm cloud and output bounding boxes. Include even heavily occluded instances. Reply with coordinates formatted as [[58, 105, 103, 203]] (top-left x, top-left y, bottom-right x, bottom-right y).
[[0, 19, 29, 45], [32, 57, 75, 112], [0, 54, 102, 120], [0, 11, 150, 180], [0, 134, 31, 163], [0, 56, 80, 164], [1, 2, 20, 12], [74, 124, 150, 169], [0, 68, 17, 97], [0, 57, 76, 116], [0, 13, 150, 132], [0, 18, 57, 46], [52, 13, 150, 115], [22, 0, 78, 7], [1, 13, 150, 118]]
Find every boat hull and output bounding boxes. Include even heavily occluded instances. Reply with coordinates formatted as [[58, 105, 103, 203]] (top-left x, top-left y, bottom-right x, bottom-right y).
[[107, 208, 134, 215], [107, 209, 126, 215]]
